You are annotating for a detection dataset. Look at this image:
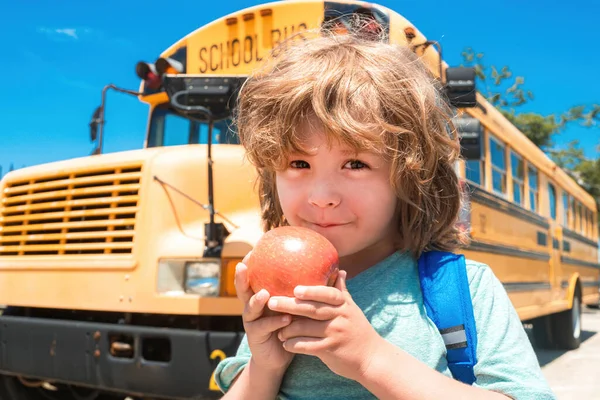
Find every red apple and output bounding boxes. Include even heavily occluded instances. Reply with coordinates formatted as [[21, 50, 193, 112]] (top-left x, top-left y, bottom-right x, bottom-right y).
[[246, 226, 339, 297]]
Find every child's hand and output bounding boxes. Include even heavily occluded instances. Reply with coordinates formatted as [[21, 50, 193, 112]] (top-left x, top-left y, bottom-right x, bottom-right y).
[[234, 258, 295, 373], [267, 270, 384, 381]]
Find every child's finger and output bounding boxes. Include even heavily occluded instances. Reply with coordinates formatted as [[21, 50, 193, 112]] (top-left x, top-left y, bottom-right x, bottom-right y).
[[246, 313, 292, 339], [243, 289, 271, 323], [268, 297, 337, 321], [292, 285, 345, 306], [234, 262, 253, 304], [278, 318, 325, 341]]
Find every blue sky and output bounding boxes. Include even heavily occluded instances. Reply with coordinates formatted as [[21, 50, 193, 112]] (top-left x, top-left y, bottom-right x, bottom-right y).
[[1, 0, 598, 177]]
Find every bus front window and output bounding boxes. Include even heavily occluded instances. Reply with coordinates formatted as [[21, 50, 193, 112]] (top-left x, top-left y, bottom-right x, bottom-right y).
[[147, 106, 239, 148]]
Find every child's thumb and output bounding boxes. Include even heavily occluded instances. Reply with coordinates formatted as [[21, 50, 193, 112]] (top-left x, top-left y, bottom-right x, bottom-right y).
[[334, 270, 348, 292]]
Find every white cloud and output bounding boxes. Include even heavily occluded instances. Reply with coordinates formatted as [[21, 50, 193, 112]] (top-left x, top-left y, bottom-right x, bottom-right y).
[[54, 28, 78, 39], [36, 26, 132, 48], [37, 27, 94, 41]]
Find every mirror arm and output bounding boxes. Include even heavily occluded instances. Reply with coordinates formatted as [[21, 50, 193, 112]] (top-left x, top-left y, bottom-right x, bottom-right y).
[[90, 84, 141, 156]]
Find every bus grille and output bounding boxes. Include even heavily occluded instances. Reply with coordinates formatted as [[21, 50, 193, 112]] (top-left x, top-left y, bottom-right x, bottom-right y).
[[0, 165, 142, 256]]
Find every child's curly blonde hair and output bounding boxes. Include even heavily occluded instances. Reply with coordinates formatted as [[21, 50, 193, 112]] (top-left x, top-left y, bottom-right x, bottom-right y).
[[235, 25, 469, 257]]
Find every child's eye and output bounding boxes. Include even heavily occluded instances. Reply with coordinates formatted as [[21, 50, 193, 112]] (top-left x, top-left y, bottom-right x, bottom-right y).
[[290, 160, 310, 169], [344, 160, 369, 170]]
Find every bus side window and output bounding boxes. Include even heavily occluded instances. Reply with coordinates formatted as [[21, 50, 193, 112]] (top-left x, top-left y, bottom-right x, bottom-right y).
[[510, 150, 524, 206], [465, 159, 483, 186], [578, 203, 585, 233], [528, 165, 538, 212], [573, 200, 581, 232], [489, 134, 506, 196], [579, 203, 586, 235], [571, 197, 577, 231], [587, 208, 592, 237], [548, 183, 557, 220], [562, 192, 570, 228]]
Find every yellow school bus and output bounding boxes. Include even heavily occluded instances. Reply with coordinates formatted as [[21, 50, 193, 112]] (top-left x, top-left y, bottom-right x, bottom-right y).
[[0, 0, 597, 398], [457, 94, 599, 350]]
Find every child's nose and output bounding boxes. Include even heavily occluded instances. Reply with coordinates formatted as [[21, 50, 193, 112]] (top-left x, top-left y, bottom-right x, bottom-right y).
[[308, 183, 341, 208]]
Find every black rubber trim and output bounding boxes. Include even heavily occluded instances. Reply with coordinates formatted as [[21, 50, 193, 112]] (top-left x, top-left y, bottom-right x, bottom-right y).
[[0, 316, 244, 399]]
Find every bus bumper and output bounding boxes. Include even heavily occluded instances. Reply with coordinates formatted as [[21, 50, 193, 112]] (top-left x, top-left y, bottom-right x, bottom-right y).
[[0, 315, 244, 399]]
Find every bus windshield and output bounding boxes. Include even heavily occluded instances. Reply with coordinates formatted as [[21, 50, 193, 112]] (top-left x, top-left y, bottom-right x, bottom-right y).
[[147, 106, 239, 148]]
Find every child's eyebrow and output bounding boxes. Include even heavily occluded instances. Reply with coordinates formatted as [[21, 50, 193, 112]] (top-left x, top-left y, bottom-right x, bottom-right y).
[[289, 147, 370, 157], [340, 148, 377, 157], [340, 149, 358, 155]]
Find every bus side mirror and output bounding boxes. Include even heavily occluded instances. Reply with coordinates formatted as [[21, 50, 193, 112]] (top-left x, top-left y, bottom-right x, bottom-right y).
[[446, 67, 477, 108], [454, 116, 482, 160], [89, 106, 102, 142]]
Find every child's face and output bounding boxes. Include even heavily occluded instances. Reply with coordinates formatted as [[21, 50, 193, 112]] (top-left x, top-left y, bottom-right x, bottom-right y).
[[275, 125, 399, 261]]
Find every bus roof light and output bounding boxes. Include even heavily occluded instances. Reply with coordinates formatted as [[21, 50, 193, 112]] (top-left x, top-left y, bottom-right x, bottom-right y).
[[156, 57, 184, 75], [135, 61, 156, 80], [404, 27, 416, 42], [135, 61, 161, 90]]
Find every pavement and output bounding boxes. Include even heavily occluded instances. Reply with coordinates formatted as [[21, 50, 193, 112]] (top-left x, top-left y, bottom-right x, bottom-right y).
[[534, 305, 600, 400]]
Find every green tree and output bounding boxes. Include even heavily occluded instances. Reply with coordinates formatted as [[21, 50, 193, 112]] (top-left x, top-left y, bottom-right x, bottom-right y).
[[461, 47, 600, 226], [577, 157, 600, 205]]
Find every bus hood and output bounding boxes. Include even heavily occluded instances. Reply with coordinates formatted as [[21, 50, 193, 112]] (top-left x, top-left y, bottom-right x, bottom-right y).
[[0, 144, 261, 266]]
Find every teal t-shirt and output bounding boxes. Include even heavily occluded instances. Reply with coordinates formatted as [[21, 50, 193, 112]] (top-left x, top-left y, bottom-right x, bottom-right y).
[[214, 251, 556, 399]]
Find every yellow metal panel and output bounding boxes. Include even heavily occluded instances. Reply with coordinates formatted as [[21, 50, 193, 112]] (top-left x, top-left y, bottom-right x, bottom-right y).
[[0, 218, 136, 233], [3, 184, 140, 205], [3, 172, 142, 196], [186, 0, 324, 75], [1, 195, 139, 214], [566, 235, 598, 260], [469, 201, 548, 253], [0, 242, 132, 253], [0, 206, 138, 224], [0, 230, 133, 243]]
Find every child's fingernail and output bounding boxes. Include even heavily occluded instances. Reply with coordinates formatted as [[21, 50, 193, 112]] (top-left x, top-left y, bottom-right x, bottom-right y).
[[295, 286, 306, 297], [268, 298, 278, 308], [256, 290, 267, 301]]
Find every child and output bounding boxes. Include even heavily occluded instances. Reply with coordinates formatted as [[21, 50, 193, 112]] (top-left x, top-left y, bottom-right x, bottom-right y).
[[214, 23, 556, 400]]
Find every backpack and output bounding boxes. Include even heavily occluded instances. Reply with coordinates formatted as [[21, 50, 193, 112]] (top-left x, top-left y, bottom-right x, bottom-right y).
[[417, 250, 478, 385]]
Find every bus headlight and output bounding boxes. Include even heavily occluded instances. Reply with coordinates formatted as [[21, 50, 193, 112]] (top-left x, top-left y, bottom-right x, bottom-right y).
[[184, 261, 220, 296], [156, 259, 220, 297]]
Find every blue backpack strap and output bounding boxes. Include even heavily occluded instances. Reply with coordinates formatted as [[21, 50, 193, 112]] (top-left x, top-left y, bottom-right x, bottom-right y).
[[417, 250, 478, 385]]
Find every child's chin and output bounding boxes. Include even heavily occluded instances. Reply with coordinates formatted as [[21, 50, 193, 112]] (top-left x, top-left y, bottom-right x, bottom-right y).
[[330, 242, 356, 258]]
